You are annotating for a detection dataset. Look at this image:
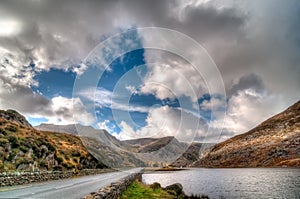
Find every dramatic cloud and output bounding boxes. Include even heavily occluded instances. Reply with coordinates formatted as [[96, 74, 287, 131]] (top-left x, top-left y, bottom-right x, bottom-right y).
[[0, 0, 299, 141], [47, 96, 95, 125], [0, 0, 120, 73], [0, 76, 94, 125], [114, 106, 208, 142], [209, 88, 286, 140], [227, 74, 265, 97], [139, 51, 209, 103]]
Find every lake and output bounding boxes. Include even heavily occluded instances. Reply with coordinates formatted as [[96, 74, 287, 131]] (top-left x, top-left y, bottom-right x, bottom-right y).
[[142, 168, 300, 199]]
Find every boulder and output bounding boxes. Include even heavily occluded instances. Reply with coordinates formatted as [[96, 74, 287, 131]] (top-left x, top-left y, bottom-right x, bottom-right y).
[[150, 182, 161, 189], [165, 183, 184, 196]]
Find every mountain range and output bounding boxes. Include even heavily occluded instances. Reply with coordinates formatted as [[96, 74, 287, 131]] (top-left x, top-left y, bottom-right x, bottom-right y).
[[1, 100, 299, 171], [36, 123, 191, 167]]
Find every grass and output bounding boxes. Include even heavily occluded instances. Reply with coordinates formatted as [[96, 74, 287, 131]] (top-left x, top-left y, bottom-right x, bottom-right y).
[[119, 181, 176, 199]]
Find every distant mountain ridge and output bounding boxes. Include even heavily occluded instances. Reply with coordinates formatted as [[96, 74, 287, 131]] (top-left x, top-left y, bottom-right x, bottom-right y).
[[193, 100, 300, 167], [172, 143, 215, 167], [35, 123, 79, 135], [36, 123, 146, 167], [123, 136, 176, 153], [34, 123, 191, 167]]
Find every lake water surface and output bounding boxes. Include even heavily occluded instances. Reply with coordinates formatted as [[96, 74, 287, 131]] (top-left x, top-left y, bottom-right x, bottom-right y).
[[142, 168, 300, 199]]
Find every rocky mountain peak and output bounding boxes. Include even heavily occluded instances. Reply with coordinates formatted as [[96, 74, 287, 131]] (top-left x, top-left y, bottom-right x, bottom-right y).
[[0, 109, 32, 127]]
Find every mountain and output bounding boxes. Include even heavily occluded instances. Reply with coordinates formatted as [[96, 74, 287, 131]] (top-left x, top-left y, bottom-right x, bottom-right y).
[[123, 136, 176, 153], [124, 136, 188, 166], [0, 110, 105, 172], [193, 100, 300, 167], [35, 123, 145, 167], [35, 123, 131, 149], [35, 124, 190, 167], [172, 143, 215, 167], [35, 123, 79, 135], [0, 110, 32, 128]]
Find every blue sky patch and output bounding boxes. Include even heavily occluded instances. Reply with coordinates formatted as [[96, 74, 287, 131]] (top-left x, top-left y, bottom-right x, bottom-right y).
[[33, 69, 76, 98]]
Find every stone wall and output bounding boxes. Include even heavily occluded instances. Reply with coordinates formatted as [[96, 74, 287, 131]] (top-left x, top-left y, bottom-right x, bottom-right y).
[[0, 169, 114, 187], [84, 172, 143, 199], [77, 168, 115, 176]]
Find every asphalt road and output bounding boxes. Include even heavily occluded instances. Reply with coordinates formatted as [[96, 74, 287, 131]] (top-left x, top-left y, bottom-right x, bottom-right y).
[[0, 168, 142, 199]]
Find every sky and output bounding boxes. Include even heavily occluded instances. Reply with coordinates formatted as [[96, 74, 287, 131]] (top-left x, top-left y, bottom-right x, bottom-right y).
[[0, 0, 299, 143]]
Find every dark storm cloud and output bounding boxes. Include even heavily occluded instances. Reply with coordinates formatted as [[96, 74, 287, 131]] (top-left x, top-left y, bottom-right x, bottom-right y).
[[228, 74, 264, 97], [209, 0, 300, 102], [174, 5, 246, 41], [0, 0, 249, 110], [117, 0, 247, 41], [0, 83, 52, 115], [0, 0, 247, 72], [0, 0, 118, 71]]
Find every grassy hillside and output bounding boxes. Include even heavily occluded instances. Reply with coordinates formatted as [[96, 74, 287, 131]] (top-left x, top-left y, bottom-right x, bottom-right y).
[[0, 117, 105, 172], [193, 100, 300, 167]]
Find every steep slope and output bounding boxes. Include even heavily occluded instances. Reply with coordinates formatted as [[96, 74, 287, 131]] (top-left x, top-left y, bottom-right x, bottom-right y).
[[35, 123, 132, 150], [35, 123, 146, 167], [0, 110, 32, 127], [193, 100, 300, 167], [123, 136, 176, 153], [172, 143, 215, 167], [35, 123, 192, 167], [133, 137, 188, 166], [0, 110, 105, 172]]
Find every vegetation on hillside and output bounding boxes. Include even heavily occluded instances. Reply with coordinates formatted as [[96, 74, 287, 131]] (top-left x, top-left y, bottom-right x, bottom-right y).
[[194, 100, 300, 167], [0, 117, 105, 172]]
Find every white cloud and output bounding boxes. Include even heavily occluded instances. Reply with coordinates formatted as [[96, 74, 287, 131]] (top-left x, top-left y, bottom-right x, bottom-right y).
[[0, 18, 22, 37], [139, 58, 208, 103], [0, 74, 95, 125], [112, 121, 136, 140], [0, 53, 92, 125], [0, 47, 37, 87], [115, 106, 208, 142], [97, 119, 117, 134], [47, 96, 95, 125], [79, 87, 151, 113], [210, 88, 287, 140], [201, 97, 226, 111], [125, 85, 137, 94]]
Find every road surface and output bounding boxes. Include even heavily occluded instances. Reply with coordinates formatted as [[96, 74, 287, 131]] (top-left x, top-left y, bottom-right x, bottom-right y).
[[0, 168, 142, 199]]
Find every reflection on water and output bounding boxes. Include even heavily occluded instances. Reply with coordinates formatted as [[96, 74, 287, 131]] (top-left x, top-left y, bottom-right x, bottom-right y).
[[142, 168, 300, 199]]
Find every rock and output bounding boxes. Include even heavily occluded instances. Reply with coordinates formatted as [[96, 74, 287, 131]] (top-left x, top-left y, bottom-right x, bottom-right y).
[[165, 183, 184, 196], [150, 182, 161, 189], [83, 195, 93, 199]]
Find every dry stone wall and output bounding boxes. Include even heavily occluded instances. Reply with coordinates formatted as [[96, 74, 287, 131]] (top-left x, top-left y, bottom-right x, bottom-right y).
[[84, 172, 143, 199], [0, 169, 114, 186]]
